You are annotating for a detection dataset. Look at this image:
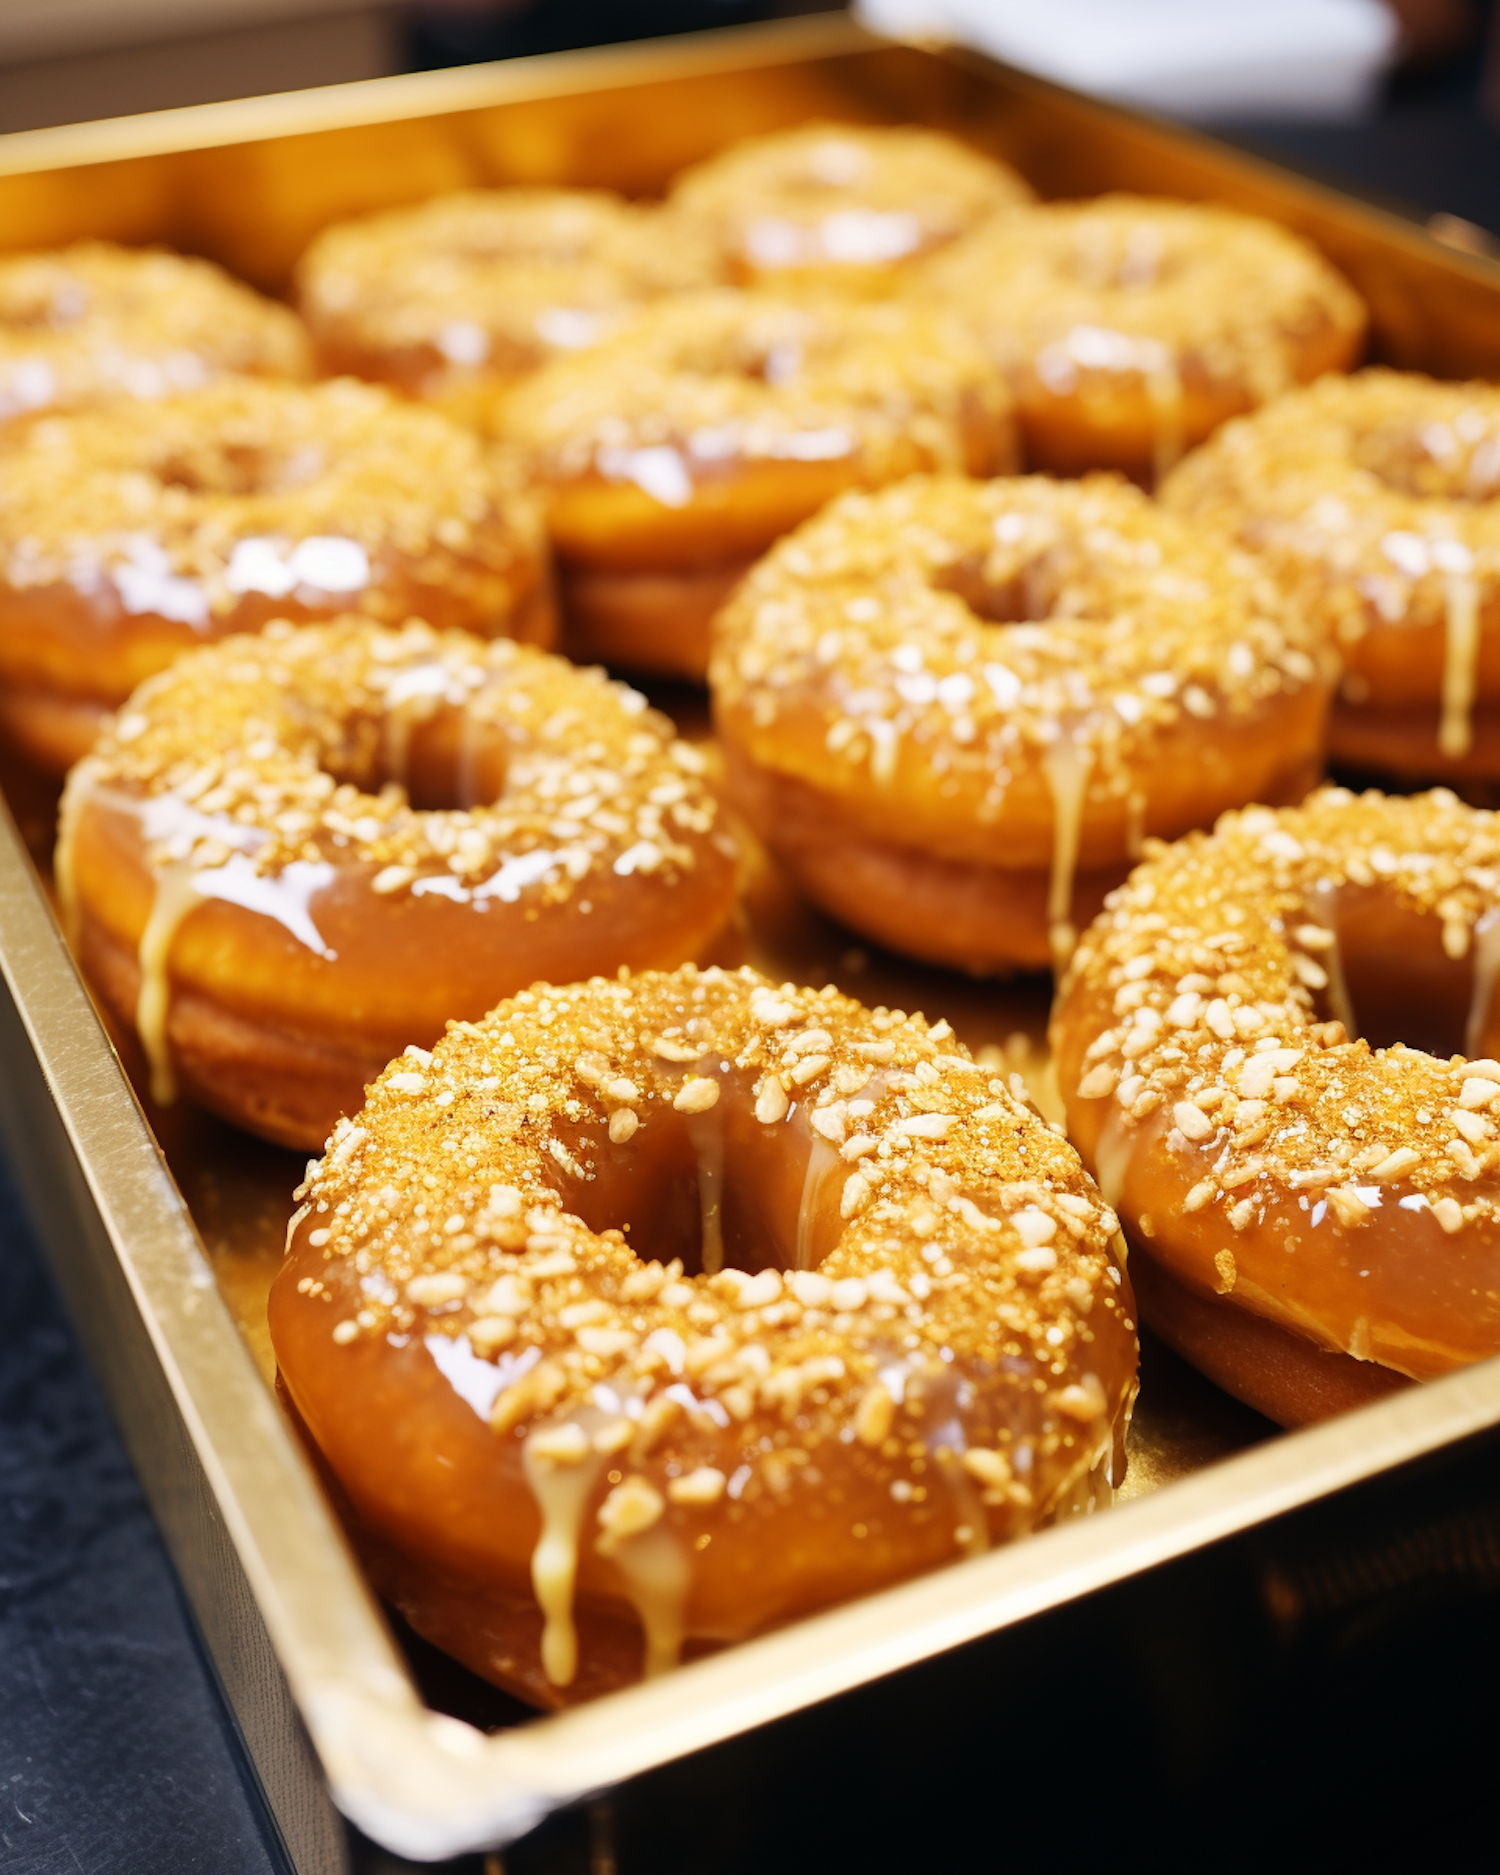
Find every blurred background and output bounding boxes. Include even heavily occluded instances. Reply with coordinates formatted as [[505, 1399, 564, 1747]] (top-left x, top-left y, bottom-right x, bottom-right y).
[[1, 0, 1497, 245]]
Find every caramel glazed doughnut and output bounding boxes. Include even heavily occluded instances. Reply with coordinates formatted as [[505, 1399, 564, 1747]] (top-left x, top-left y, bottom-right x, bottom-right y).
[[711, 474, 1334, 976], [270, 964, 1138, 1705], [294, 188, 726, 426], [0, 376, 554, 776], [1052, 788, 1500, 1430], [500, 291, 1016, 679], [919, 194, 1366, 485], [0, 240, 310, 432], [1161, 369, 1500, 788], [56, 618, 736, 1150], [665, 122, 1032, 291]]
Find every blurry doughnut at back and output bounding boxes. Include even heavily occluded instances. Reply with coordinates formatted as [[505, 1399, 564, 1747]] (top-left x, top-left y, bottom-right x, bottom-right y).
[[0, 377, 553, 775], [667, 122, 1032, 294], [921, 195, 1366, 485], [0, 241, 310, 432], [295, 188, 727, 428]]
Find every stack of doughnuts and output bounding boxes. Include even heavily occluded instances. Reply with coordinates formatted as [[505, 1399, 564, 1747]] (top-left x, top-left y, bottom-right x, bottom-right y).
[[25, 104, 1500, 1709]]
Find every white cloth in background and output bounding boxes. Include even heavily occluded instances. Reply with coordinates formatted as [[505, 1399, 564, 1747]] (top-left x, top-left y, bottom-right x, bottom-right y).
[[857, 0, 1401, 121]]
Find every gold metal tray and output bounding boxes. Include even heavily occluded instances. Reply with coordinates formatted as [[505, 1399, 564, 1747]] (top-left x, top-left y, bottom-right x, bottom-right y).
[[5, 16, 1500, 1869]]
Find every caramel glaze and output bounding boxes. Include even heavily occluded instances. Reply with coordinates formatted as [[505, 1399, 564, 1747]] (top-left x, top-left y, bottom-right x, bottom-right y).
[[1163, 369, 1500, 784], [500, 292, 1016, 680], [1052, 788, 1500, 1426], [711, 474, 1333, 975], [0, 377, 553, 775], [921, 195, 1366, 485], [270, 965, 1137, 1704], [58, 619, 736, 1149]]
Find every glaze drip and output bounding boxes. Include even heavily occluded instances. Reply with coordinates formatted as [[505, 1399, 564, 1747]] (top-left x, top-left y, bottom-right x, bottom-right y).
[[609, 1523, 690, 1679], [134, 863, 203, 1105], [523, 1420, 607, 1688], [1043, 736, 1092, 973], [1439, 571, 1481, 760]]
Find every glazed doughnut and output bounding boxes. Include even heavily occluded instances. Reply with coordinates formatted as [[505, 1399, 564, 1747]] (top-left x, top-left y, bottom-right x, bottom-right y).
[[1051, 787, 1500, 1428], [0, 241, 310, 430], [0, 376, 553, 775], [711, 474, 1333, 976], [56, 618, 736, 1150], [920, 195, 1366, 484], [666, 123, 1032, 292], [295, 189, 725, 427], [269, 963, 1137, 1705], [1161, 369, 1500, 787], [502, 291, 1016, 677]]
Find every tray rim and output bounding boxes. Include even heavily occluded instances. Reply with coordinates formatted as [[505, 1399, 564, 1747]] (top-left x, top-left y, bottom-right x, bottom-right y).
[[6, 16, 1500, 1864]]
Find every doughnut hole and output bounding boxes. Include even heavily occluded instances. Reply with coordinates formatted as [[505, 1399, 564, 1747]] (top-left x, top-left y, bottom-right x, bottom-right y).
[[1301, 882, 1500, 1059], [149, 436, 326, 497], [545, 1064, 845, 1278], [312, 692, 511, 813], [930, 546, 1068, 625]]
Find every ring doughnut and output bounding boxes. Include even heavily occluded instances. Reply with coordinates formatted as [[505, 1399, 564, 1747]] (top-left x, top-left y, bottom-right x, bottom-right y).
[[711, 473, 1333, 975], [1, 241, 310, 430], [1161, 369, 1500, 786], [1051, 786, 1500, 1428], [666, 123, 1032, 292], [920, 195, 1366, 484], [502, 291, 1016, 678], [295, 189, 725, 427], [56, 618, 736, 1150], [0, 376, 554, 775], [269, 962, 1137, 1705]]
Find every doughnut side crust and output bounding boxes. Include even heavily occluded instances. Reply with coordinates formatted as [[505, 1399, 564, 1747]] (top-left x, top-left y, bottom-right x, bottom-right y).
[[58, 619, 737, 1148], [270, 965, 1137, 1703], [1051, 788, 1500, 1403]]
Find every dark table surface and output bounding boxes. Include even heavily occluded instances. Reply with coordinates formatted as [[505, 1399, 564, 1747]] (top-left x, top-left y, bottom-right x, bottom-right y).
[[0, 1158, 287, 1875]]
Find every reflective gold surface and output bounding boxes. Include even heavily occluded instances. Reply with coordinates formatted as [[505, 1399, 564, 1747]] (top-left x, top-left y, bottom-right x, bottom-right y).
[[5, 16, 1500, 1864]]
